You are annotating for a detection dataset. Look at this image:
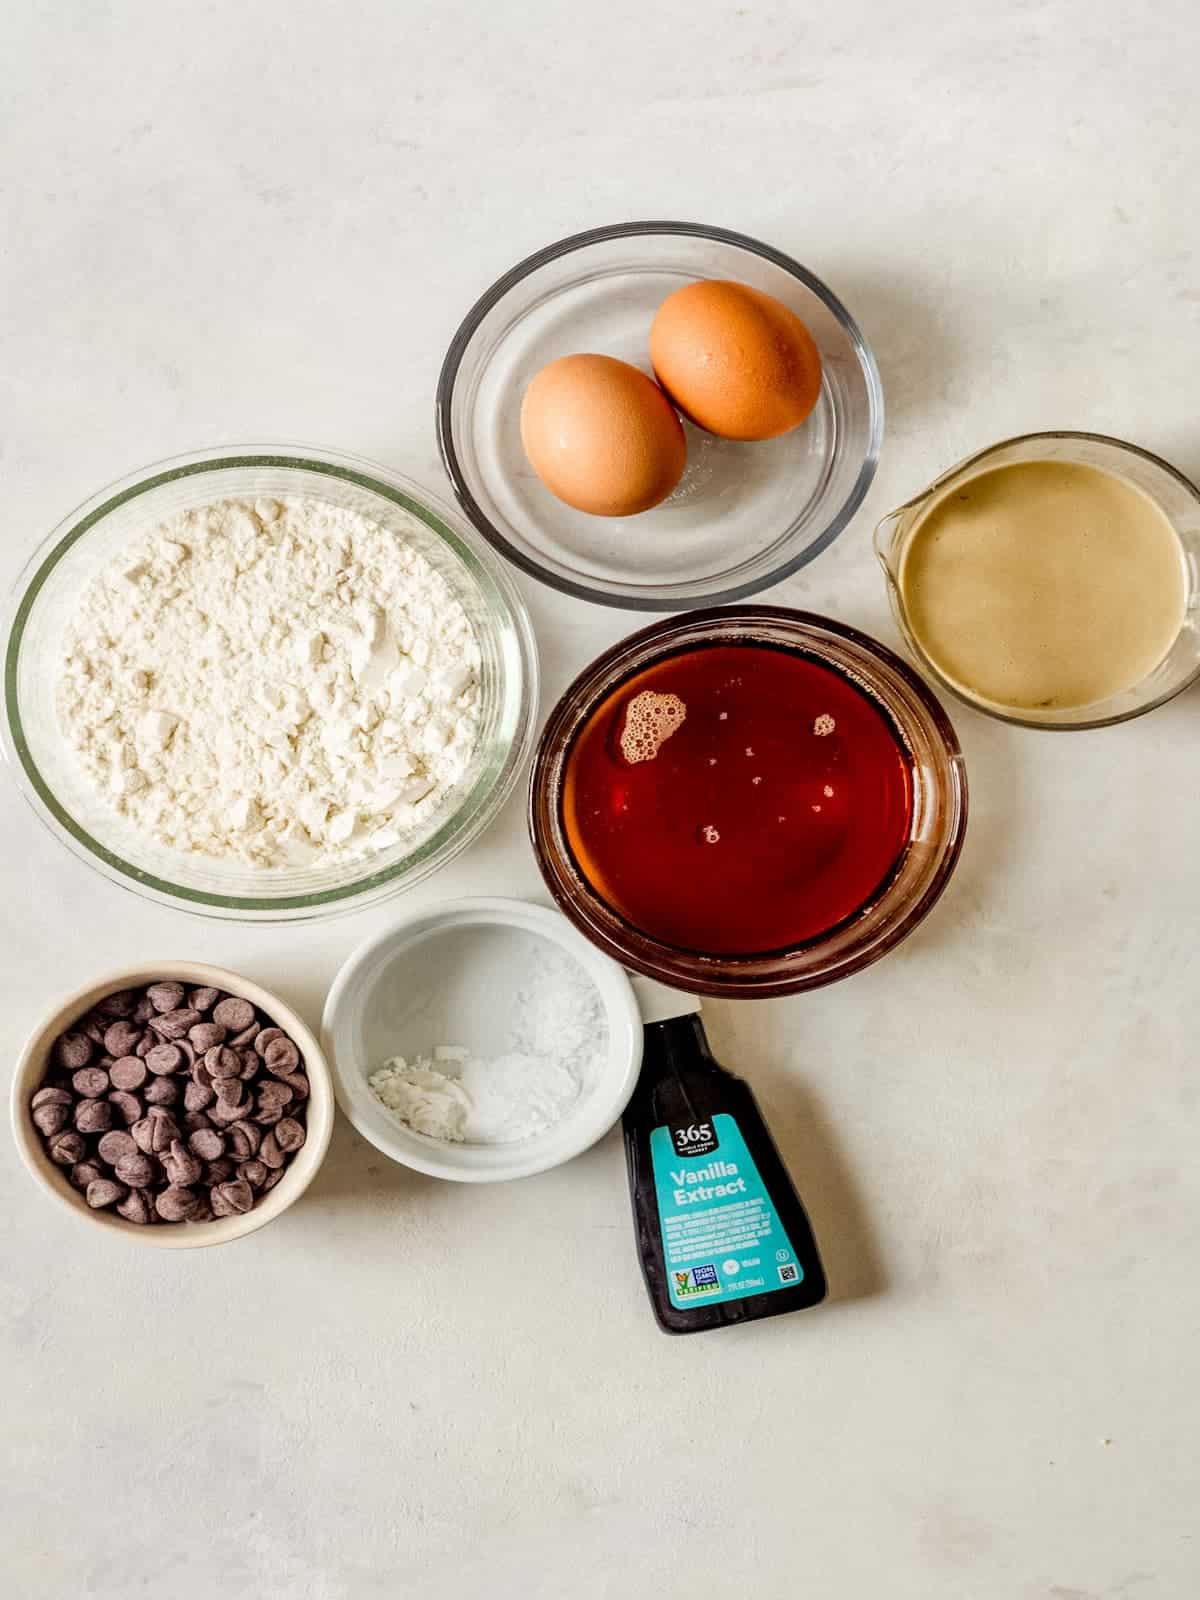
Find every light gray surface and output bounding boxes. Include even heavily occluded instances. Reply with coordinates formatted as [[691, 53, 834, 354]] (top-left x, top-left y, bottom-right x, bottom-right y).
[[3, 3, 1198, 1596]]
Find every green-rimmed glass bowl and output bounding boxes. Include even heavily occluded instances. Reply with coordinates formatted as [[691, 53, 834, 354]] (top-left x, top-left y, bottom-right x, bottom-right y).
[[2, 445, 538, 921]]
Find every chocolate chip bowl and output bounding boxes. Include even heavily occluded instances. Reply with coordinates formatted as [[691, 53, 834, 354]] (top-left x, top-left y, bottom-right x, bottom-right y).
[[11, 963, 334, 1248]]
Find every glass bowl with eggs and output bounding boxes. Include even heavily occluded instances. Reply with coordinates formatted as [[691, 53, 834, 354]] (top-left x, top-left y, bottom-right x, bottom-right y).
[[436, 222, 884, 610], [2, 445, 538, 920]]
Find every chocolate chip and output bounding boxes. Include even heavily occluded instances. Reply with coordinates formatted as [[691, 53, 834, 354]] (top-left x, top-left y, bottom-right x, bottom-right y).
[[32, 1086, 72, 1110], [188, 987, 221, 1014], [273, 1117, 306, 1154], [210, 1179, 254, 1216], [188, 1023, 226, 1053], [74, 1099, 112, 1135], [190, 1196, 215, 1223], [258, 1131, 285, 1169], [107, 1089, 143, 1126], [134, 1034, 157, 1058], [208, 1097, 244, 1127], [205, 1045, 241, 1079], [261, 1166, 286, 1192], [104, 1021, 144, 1057], [109, 1056, 147, 1091], [149, 1008, 201, 1041], [56, 1032, 94, 1071], [204, 1157, 236, 1185], [257, 1081, 292, 1120], [262, 1036, 301, 1076], [188, 1128, 225, 1161], [131, 1117, 156, 1154], [32, 1101, 70, 1137], [225, 1121, 260, 1159], [146, 1042, 184, 1077], [254, 1027, 285, 1057], [146, 1108, 180, 1152], [71, 1065, 109, 1098], [97, 1129, 138, 1164], [230, 1022, 261, 1049], [155, 1185, 198, 1222], [216, 1075, 249, 1109], [48, 1130, 86, 1166], [183, 1079, 214, 1113], [182, 1110, 213, 1135], [86, 1178, 126, 1209], [146, 982, 185, 1014], [213, 997, 255, 1033], [70, 1159, 106, 1191], [97, 990, 138, 1019], [238, 1049, 259, 1081], [117, 1189, 155, 1224], [80, 1016, 110, 1048], [164, 1139, 203, 1187], [191, 1060, 213, 1090], [238, 1159, 269, 1189], [133, 994, 158, 1024], [144, 1077, 179, 1107], [115, 1152, 156, 1188]]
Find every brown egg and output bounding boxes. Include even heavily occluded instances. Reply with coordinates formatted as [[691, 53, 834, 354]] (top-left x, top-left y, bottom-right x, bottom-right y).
[[649, 280, 823, 441], [519, 354, 687, 517]]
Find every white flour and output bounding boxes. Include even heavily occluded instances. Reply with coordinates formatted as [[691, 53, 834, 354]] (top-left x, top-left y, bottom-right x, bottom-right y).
[[56, 496, 481, 866], [368, 943, 606, 1144]]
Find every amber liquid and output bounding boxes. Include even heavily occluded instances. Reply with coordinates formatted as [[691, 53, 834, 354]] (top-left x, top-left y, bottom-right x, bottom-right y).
[[562, 643, 913, 955]]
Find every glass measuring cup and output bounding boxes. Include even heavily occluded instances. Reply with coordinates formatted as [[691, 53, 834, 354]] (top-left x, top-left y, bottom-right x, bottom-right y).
[[874, 431, 1200, 730]]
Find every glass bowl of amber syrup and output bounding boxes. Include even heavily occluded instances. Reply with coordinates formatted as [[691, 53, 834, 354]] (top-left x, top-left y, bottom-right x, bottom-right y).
[[529, 607, 968, 998]]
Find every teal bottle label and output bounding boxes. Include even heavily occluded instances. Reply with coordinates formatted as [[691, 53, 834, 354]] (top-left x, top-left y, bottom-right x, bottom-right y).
[[649, 1112, 803, 1309]]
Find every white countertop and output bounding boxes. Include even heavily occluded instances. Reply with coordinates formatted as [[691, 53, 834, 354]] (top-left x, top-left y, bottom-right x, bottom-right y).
[[3, 3, 1199, 1596]]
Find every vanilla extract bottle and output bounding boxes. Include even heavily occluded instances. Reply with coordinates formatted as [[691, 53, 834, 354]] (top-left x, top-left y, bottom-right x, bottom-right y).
[[623, 998, 826, 1333]]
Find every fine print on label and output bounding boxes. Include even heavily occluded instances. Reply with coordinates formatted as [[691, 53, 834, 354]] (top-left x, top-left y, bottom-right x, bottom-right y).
[[650, 1113, 802, 1309]]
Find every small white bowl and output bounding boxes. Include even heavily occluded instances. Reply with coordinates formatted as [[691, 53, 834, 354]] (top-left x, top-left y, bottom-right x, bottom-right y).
[[12, 962, 335, 1248], [322, 897, 643, 1181]]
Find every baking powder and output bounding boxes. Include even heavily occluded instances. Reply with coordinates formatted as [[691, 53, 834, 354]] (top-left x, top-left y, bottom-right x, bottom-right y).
[[368, 942, 605, 1144]]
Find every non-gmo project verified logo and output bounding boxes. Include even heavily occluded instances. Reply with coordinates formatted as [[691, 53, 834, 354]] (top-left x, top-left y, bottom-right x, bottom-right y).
[[673, 1264, 721, 1297]]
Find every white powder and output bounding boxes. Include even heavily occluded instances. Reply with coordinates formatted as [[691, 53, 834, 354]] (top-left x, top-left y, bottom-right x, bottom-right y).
[[368, 945, 606, 1144], [55, 496, 482, 866]]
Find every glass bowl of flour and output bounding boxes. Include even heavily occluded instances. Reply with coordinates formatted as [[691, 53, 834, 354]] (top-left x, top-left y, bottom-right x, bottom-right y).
[[2, 446, 538, 919]]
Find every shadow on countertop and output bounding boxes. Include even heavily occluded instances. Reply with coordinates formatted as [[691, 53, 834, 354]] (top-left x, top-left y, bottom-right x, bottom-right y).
[[768, 1075, 888, 1307], [305, 1111, 423, 1207], [701, 1011, 889, 1308]]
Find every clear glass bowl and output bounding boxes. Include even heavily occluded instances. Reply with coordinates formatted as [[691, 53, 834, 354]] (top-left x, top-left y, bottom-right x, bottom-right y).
[[875, 431, 1200, 730], [529, 607, 967, 998], [436, 222, 884, 610], [2, 445, 538, 921]]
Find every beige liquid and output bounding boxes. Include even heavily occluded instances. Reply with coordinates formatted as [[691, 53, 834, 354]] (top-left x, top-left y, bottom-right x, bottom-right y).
[[899, 460, 1187, 711]]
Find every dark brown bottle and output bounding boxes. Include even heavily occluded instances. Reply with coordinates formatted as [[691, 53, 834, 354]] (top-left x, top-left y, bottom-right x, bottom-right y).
[[623, 1012, 826, 1334]]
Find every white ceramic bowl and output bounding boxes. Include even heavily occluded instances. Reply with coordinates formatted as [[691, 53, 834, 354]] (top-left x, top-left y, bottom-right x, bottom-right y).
[[322, 897, 643, 1181], [12, 962, 335, 1248]]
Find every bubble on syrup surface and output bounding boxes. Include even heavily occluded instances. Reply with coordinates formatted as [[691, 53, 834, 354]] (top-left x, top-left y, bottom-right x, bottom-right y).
[[619, 691, 687, 765]]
